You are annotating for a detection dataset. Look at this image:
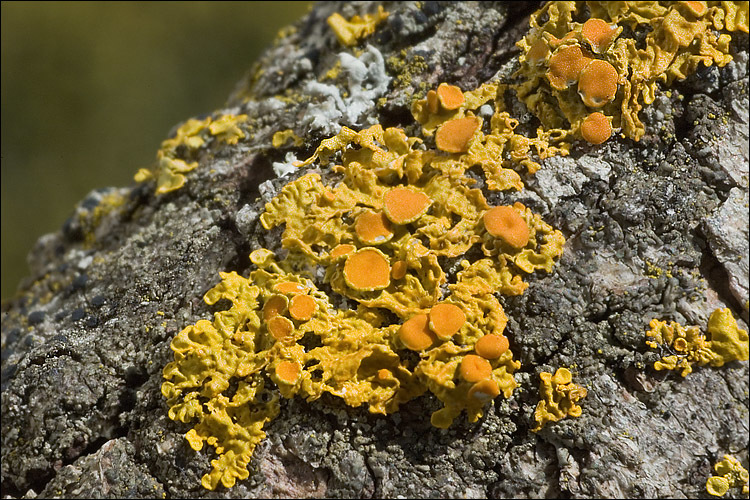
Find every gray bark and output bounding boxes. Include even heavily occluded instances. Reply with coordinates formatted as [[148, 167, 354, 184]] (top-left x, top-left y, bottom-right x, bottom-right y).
[[2, 2, 748, 498]]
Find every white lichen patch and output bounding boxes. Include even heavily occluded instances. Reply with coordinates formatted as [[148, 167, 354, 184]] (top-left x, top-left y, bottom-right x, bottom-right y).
[[272, 152, 300, 178], [303, 44, 390, 134]]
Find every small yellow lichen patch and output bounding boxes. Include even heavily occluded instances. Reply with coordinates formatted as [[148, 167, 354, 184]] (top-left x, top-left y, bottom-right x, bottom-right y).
[[706, 455, 749, 497], [272, 129, 303, 148], [135, 113, 248, 195], [435, 116, 481, 153], [327, 5, 389, 47], [209, 114, 248, 145], [580, 112, 612, 144], [532, 367, 587, 432], [706, 307, 750, 366], [161, 117, 211, 152], [134, 154, 198, 196], [646, 308, 748, 377]]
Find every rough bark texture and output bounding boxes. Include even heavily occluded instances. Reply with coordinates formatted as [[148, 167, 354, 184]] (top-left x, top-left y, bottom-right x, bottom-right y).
[[2, 2, 748, 498]]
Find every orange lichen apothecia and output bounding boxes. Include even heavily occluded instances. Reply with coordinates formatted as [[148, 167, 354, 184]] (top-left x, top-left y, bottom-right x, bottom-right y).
[[343, 248, 392, 291], [399, 313, 438, 351], [483, 205, 531, 249], [580, 112, 613, 145], [435, 116, 482, 153], [436, 83, 466, 110], [383, 187, 432, 224], [578, 59, 619, 108], [581, 18, 621, 54], [546, 45, 592, 90], [355, 209, 393, 244]]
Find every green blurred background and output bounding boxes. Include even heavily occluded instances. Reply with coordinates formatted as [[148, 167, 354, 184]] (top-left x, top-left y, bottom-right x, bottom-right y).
[[1, 1, 312, 301]]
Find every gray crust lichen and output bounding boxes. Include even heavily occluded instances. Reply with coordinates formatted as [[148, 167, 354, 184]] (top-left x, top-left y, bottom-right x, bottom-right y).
[[2, 2, 748, 499]]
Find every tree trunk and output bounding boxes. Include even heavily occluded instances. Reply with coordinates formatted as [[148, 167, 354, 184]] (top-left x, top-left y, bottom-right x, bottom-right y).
[[2, 2, 748, 498]]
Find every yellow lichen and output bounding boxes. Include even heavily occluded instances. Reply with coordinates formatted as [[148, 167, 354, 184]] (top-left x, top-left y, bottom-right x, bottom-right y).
[[272, 129, 304, 148], [706, 307, 750, 366], [134, 114, 248, 195], [706, 455, 750, 497], [134, 154, 198, 196], [532, 367, 588, 432], [208, 114, 248, 145], [514, 1, 746, 143], [164, 109, 565, 489], [645, 308, 749, 377], [161, 1, 750, 491], [412, 80, 570, 190], [327, 5, 389, 47]]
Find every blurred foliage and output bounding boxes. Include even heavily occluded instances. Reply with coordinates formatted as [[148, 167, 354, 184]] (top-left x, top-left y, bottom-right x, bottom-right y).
[[1, 1, 312, 300]]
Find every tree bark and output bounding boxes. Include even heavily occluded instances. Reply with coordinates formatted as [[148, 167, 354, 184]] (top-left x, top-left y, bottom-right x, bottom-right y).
[[2, 2, 748, 498]]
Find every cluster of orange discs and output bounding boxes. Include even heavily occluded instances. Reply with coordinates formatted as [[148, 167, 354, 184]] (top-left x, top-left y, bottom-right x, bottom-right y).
[[261, 281, 318, 383], [337, 187, 432, 291], [528, 17, 622, 144], [397, 302, 512, 400]]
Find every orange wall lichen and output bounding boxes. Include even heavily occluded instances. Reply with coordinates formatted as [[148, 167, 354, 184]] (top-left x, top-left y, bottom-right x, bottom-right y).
[[160, 1, 749, 490]]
